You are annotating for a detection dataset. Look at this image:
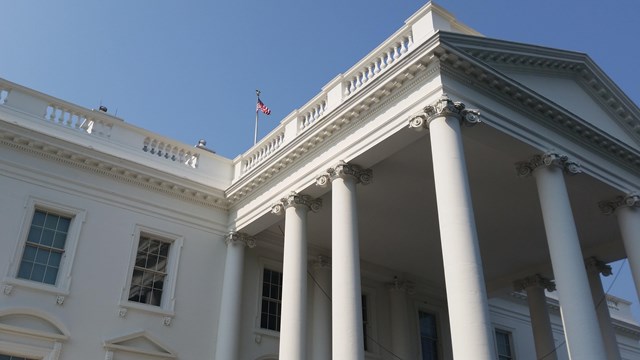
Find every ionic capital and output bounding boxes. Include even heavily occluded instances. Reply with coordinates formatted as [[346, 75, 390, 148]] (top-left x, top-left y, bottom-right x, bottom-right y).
[[598, 194, 640, 215], [312, 255, 331, 270], [515, 153, 581, 177], [271, 192, 322, 215], [585, 257, 613, 277], [513, 274, 556, 292], [408, 94, 481, 131], [225, 232, 256, 248], [387, 276, 415, 294], [316, 161, 372, 187]]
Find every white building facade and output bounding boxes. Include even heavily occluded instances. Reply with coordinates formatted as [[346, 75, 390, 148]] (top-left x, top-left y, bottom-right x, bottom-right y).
[[1, 2, 640, 360]]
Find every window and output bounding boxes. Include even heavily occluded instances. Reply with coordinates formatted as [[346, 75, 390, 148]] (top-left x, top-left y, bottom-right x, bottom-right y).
[[495, 329, 514, 360], [5, 198, 85, 295], [17, 210, 70, 285], [362, 295, 369, 352], [419, 311, 438, 360], [128, 235, 171, 306], [121, 226, 183, 314], [0, 355, 36, 360], [260, 268, 282, 331]]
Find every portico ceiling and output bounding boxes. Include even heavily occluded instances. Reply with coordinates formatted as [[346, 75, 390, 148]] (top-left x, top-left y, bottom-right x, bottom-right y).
[[261, 117, 625, 293]]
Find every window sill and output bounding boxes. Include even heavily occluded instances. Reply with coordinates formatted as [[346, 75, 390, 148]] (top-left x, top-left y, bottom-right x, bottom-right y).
[[118, 301, 175, 318], [253, 327, 280, 341], [2, 277, 69, 297]]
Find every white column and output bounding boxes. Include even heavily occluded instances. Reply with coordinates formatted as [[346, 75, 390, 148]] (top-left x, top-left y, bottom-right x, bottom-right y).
[[214, 232, 255, 360], [599, 194, 640, 303], [514, 275, 558, 360], [388, 278, 412, 360], [272, 192, 321, 360], [317, 161, 372, 360], [310, 256, 332, 360], [585, 257, 621, 360], [516, 153, 606, 360], [409, 94, 495, 360]]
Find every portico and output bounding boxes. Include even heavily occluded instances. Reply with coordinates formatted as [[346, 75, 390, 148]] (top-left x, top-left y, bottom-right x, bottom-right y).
[[219, 3, 640, 360]]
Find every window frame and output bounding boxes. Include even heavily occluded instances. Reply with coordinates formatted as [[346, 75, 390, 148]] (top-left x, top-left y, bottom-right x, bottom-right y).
[[119, 225, 183, 316], [4, 197, 86, 296], [254, 258, 283, 338], [494, 327, 516, 360], [416, 308, 442, 360], [361, 287, 379, 356]]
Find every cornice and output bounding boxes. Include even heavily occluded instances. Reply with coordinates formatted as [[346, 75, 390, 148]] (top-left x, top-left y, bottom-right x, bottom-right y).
[[0, 128, 228, 210], [433, 40, 640, 175], [225, 37, 444, 206], [438, 32, 640, 141]]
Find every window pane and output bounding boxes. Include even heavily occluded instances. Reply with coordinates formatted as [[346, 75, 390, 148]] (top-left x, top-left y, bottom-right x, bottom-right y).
[[43, 213, 59, 230], [22, 245, 37, 261], [49, 251, 62, 267], [53, 232, 67, 249], [57, 217, 71, 232], [31, 264, 46, 282], [32, 210, 46, 226], [34, 248, 50, 264], [27, 226, 42, 244], [43, 267, 59, 285], [17, 261, 33, 279]]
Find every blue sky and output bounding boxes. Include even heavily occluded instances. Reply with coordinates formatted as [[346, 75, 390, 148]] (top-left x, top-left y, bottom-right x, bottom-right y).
[[2, 1, 639, 318]]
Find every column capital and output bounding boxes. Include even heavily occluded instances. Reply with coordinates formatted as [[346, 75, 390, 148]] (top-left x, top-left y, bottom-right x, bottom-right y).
[[585, 257, 613, 277], [515, 153, 581, 177], [271, 191, 322, 215], [312, 255, 332, 269], [408, 94, 481, 131], [387, 276, 415, 294], [514, 274, 556, 292], [598, 194, 640, 215], [225, 232, 256, 248], [316, 160, 372, 187]]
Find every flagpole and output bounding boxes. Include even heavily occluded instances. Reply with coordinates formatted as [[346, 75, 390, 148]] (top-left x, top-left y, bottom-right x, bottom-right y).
[[254, 90, 260, 145]]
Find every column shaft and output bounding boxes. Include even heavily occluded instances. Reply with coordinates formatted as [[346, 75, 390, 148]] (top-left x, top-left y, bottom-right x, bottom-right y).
[[617, 206, 640, 302], [214, 240, 246, 360], [310, 259, 332, 360], [279, 205, 309, 360], [526, 285, 557, 360], [389, 285, 412, 360], [533, 165, 606, 359], [429, 115, 495, 360], [332, 176, 365, 360], [586, 262, 621, 360]]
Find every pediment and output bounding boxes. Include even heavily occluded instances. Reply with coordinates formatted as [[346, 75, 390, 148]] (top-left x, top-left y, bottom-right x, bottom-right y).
[[0, 308, 69, 340], [104, 330, 176, 358], [437, 32, 640, 150]]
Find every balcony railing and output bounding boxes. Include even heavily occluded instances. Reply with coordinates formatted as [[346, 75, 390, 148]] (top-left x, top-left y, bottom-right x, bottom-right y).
[[0, 79, 231, 186]]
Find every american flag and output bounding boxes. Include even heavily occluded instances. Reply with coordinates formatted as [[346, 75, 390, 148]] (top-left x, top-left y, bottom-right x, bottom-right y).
[[256, 99, 271, 115]]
